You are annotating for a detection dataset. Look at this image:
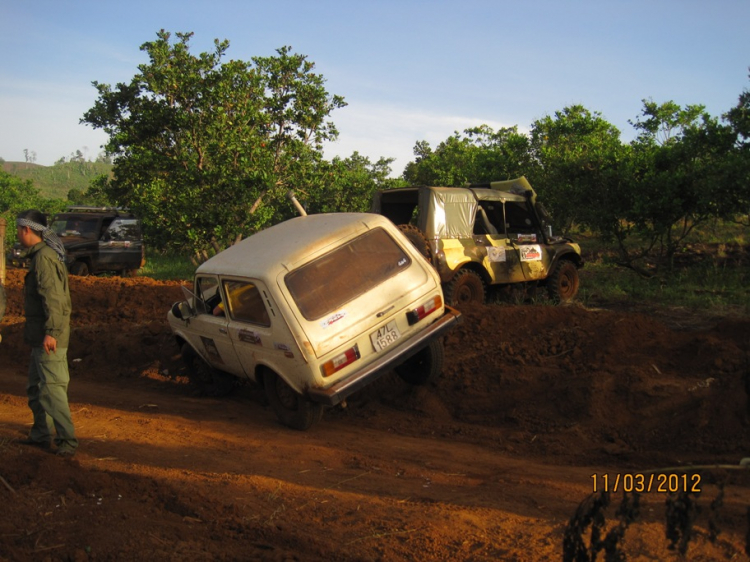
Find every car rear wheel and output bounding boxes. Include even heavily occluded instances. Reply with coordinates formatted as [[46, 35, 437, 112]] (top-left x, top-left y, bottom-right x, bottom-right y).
[[444, 269, 485, 307], [547, 260, 580, 303], [395, 339, 444, 385], [264, 370, 324, 431]]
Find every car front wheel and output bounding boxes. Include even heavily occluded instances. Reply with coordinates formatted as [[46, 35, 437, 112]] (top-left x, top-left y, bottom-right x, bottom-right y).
[[264, 370, 324, 431], [181, 343, 236, 396], [547, 260, 580, 303], [69, 260, 90, 277]]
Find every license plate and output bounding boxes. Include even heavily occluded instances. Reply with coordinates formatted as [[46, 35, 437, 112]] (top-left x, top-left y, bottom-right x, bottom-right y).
[[370, 321, 401, 352]]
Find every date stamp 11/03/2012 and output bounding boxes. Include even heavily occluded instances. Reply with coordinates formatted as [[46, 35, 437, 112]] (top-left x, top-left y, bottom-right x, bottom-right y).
[[591, 473, 702, 494]]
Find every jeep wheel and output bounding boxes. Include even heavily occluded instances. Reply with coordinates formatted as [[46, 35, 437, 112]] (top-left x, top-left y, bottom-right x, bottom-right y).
[[69, 260, 90, 277], [547, 260, 580, 303], [181, 343, 236, 397], [444, 269, 485, 307], [395, 339, 444, 385], [264, 370, 324, 431], [398, 224, 432, 264]]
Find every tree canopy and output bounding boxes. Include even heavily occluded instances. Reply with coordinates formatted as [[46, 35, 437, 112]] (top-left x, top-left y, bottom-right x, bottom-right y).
[[82, 31, 346, 251]]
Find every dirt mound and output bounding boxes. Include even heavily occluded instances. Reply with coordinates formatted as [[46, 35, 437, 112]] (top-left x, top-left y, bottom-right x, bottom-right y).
[[1, 268, 749, 560]]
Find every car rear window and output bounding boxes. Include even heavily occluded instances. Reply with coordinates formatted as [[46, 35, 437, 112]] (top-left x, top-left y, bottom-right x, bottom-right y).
[[285, 227, 411, 321]]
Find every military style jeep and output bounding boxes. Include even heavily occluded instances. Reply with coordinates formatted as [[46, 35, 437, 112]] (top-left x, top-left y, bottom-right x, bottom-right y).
[[9, 206, 145, 277], [371, 177, 584, 306], [168, 212, 461, 430]]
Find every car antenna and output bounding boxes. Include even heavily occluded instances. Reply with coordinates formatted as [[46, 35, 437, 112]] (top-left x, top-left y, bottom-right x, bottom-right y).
[[287, 191, 308, 217]]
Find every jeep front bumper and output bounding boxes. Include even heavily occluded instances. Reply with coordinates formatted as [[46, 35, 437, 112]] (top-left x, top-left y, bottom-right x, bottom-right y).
[[306, 305, 462, 406]]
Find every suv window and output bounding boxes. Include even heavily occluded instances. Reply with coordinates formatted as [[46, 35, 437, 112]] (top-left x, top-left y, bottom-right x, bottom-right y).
[[504, 201, 536, 233], [105, 219, 141, 241], [51, 217, 100, 239], [285, 228, 411, 321], [223, 280, 270, 326]]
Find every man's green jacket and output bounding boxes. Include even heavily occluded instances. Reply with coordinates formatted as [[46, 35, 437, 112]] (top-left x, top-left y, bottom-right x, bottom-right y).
[[23, 242, 71, 348]]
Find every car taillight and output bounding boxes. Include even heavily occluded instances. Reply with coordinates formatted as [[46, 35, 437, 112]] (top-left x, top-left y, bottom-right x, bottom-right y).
[[321, 345, 360, 377], [406, 295, 442, 325]]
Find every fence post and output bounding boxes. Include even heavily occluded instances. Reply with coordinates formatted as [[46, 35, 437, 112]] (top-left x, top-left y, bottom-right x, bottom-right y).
[[0, 217, 6, 285]]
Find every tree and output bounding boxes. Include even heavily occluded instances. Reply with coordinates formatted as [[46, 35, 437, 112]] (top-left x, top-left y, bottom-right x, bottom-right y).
[[82, 30, 346, 251], [303, 152, 407, 214], [724, 70, 750, 225], [626, 100, 742, 271], [529, 105, 629, 237], [403, 125, 532, 186], [0, 170, 65, 245]]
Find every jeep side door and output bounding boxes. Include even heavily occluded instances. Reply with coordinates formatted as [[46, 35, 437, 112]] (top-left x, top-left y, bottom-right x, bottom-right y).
[[502, 201, 550, 281], [474, 202, 526, 284]]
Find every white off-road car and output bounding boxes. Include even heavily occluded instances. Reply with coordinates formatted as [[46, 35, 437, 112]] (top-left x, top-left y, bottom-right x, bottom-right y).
[[168, 212, 461, 430]]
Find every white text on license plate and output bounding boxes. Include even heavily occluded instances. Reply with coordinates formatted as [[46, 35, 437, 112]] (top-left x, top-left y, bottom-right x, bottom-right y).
[[370, 321, 401, 352]]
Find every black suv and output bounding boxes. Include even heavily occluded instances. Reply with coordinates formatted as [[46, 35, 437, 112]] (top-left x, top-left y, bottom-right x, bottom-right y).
[[9, 207, 145, 277]]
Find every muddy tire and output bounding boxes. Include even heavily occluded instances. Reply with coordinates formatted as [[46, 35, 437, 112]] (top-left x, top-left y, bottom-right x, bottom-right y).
[[264, 370, 324, 431], [547, 260, 580, 303], [444, 269, 485, 307], [69, 260, 90, 277], [395, 339, 444, 386], [398, 224, 432, 265], [181, 343, 236, 397]]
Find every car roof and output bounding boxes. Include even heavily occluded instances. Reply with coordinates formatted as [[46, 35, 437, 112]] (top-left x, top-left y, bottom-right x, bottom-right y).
[[197, 213, 393, 280]]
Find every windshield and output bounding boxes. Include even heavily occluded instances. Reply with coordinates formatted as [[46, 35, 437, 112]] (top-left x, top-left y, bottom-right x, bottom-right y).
[[51, 217, 100, 239], [285, 228, 411, 321]]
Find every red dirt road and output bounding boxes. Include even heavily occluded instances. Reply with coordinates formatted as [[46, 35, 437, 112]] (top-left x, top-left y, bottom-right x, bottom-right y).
[[1, 268, 749, 561]]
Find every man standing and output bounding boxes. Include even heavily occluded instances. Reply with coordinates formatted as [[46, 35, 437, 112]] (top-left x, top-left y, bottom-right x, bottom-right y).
[[16, 209, 78, 457]]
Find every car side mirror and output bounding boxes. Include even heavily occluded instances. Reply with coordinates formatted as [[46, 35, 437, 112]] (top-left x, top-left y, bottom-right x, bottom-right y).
[[172, 301, 194, 320]]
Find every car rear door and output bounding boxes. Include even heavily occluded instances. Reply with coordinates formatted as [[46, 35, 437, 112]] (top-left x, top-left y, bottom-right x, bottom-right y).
[[220, 277, 299, 383]]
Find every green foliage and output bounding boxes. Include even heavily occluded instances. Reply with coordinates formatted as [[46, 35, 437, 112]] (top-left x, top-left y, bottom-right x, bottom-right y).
[[0, 169, 67, 246], [403, 125, 532, 186], [303, 152, 407, 214], [139, 250, 196, 281], [1, 160, 113, 200], [82, 30, 347, 252], [529, 105, 629, 237]]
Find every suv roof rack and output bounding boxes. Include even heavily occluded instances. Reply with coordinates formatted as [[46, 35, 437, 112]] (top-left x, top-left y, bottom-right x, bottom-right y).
[[65, 206, 132, 215]]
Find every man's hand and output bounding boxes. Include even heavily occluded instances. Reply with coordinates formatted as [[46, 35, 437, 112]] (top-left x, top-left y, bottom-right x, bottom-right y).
[[43, 335, 57, 354]]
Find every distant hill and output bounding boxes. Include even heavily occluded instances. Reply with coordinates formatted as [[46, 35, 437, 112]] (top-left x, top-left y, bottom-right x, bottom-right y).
[[1, 160, 112, 200]]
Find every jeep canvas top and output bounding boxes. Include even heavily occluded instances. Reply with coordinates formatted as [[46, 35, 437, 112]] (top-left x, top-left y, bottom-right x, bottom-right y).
[[168, 212, 461, 430]]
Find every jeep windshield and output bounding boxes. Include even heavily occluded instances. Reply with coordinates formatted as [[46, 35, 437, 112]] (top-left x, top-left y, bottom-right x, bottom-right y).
[[51, 217, 100, 240], [285, 228, 411, 321]]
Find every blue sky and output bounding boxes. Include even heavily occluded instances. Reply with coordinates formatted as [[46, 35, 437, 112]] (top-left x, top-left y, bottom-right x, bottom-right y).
[[1, 0, 748, 176]]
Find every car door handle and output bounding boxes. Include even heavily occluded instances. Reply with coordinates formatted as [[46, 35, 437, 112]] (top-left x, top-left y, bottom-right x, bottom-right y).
[[219, 327, 227, 334], [376, 305, 394, 318]]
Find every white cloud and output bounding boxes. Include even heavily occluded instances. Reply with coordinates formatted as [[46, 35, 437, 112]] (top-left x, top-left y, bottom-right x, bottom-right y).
[[323, 102, 517, 177]]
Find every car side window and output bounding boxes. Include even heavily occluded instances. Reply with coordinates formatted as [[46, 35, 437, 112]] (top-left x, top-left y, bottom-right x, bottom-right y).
[[105, 219, 141, 241], [222, 280, 270, 326], [195, 276, 221, 315]]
